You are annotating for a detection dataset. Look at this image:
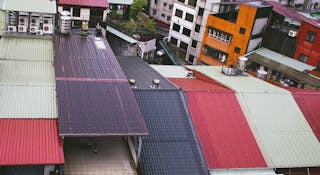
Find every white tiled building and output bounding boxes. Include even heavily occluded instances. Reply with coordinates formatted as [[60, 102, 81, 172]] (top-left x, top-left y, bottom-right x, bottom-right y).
[[149, 0, 174, 24]]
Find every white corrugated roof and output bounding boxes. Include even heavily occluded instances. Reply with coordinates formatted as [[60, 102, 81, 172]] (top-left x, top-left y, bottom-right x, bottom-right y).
[[0, 60, 55, 85], [108, 0, 133, 5], [0, 0, 56, 13], [248, 48, 315, 72], [0, 85, 57, 119], [187, 66, 320, 168], [210, 169, 278, 175], [150, 65, 189, 78], [0, 37, 54, 62], [106, 26, 138, 44]]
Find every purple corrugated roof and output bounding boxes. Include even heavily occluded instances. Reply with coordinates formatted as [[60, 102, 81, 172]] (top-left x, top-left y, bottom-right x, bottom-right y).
[[54, 36, 126, 79], [57, 80, 148, 136]]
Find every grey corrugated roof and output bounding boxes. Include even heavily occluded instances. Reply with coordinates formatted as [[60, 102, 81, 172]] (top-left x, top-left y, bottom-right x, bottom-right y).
[[134, 90, 208, 175], [0, 0, 56, 13], [117, 56, 178, 89]]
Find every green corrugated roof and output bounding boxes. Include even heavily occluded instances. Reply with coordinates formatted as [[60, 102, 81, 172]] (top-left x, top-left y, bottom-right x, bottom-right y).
[[0, 0, 56, 13], [0, 60, 55, 85], [0, 37, 54, 62], [187, 66, 320, 168], [0, 85, 57, 118]]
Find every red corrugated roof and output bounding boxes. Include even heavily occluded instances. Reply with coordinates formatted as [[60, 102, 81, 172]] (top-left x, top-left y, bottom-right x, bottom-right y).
[[0, 119, 64, 165], [59, 0, 108, 8], [286, 88, 320, 141], [169, 78, 231, 92], [186, 92, 267, 168], [171, 78, 266, 168]]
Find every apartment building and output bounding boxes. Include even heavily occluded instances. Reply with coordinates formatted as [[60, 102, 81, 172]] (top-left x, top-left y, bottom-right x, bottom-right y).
[[149, 0, 174, 24], [168, 0, 259, 64], [198, 2, 272, 66]]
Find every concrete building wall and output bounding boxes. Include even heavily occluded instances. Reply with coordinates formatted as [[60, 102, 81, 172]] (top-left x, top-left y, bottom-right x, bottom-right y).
[[149, 0, 174, 24]]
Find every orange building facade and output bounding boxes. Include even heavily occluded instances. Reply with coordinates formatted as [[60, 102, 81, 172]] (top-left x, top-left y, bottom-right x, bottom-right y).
[[199, 3, 272, 66]]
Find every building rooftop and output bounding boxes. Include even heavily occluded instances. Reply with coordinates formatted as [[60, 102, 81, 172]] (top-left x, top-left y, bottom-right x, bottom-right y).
[[170, 78, 267, 169], [58, 0, 108, 8], [0, 119, 64, 165], [0, 0, 56, 13], [134, 89, 208, 175], [186, 66, 320, 168], [117, 56, 178, 89], [55, 35, 147, 136], [150, 65, 190, 78]]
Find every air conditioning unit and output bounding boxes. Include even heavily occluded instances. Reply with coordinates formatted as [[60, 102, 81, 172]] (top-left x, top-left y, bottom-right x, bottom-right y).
[[18, 12, 29, 26], [43, 25, 53, 34], [18, 25, 27, 33], [43, 17, 53, 25], [288, 30, 297, 37], [36, 30, 44, 35], [29, 15, 40, 26], [30, 26, 39, 33], [7, 25, 17, 32]]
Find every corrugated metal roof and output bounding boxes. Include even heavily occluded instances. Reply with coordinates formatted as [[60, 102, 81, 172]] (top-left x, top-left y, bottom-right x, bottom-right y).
[[150, 65, 189, 78], [187, 66, 320, 168], [108, 0, 133, 5], [187, 91, 266, 168], [0, 119, 64, 165], [1, 0, 56, 13], [0, 85, 57, 119], [249, 48, 316, 72], [57, 80, 148, 136], [117, 56, 178, 89], [0, 10, 5, 35], [170, 78, 230, 92], [0, 37, 54, 62], [288, 88, 320, 141], [59, 0, 108, 8], [134, 90, 208, 175], [0, 60, 55, 85], [64, 138, 137, 175], [54, 35, 126, 79], [210, 169, 277, 175], [106, 26, 138, 44]]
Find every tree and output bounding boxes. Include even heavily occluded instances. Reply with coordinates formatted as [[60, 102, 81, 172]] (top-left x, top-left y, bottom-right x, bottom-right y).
[[129, 0, 147, 20]]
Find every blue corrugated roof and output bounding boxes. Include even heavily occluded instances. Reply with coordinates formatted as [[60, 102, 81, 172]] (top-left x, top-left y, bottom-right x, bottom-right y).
[[134, 90, 208, 175], [117, 56, 178, 89]]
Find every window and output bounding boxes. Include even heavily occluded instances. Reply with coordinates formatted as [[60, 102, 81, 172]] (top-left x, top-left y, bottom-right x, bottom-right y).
[[192, 40, 197, 48], [161, 13, 165, 17], [305, 31, 316, 43], [163, 2, 167, 6], [173, 23, 180, 32], [153, 9, 156, 15], [188, 55, 195, 63], [317, 61, 320, 71], [198, 8, 204, 16], [177, 0, 185, 3], [63, 6, 71, 11], [208, 27, 232, 45], [72, 7, 81, 17], [154, 0, 157, 4], [180, 41, 188, 50], [298, 53, 308, 63], [170, 37, 178, 46], [239, 27, 246, 34], [203, 45, 228, 63], [169, 4, 173, 10], [188, 0, 197, 7], [167, 16, 171, 21], [195, 24, 200, 33], [185, 13, 194, 22], [234, 47, 241, 53], [182, 28, 191, 36], [175, 9, 183, 18]]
